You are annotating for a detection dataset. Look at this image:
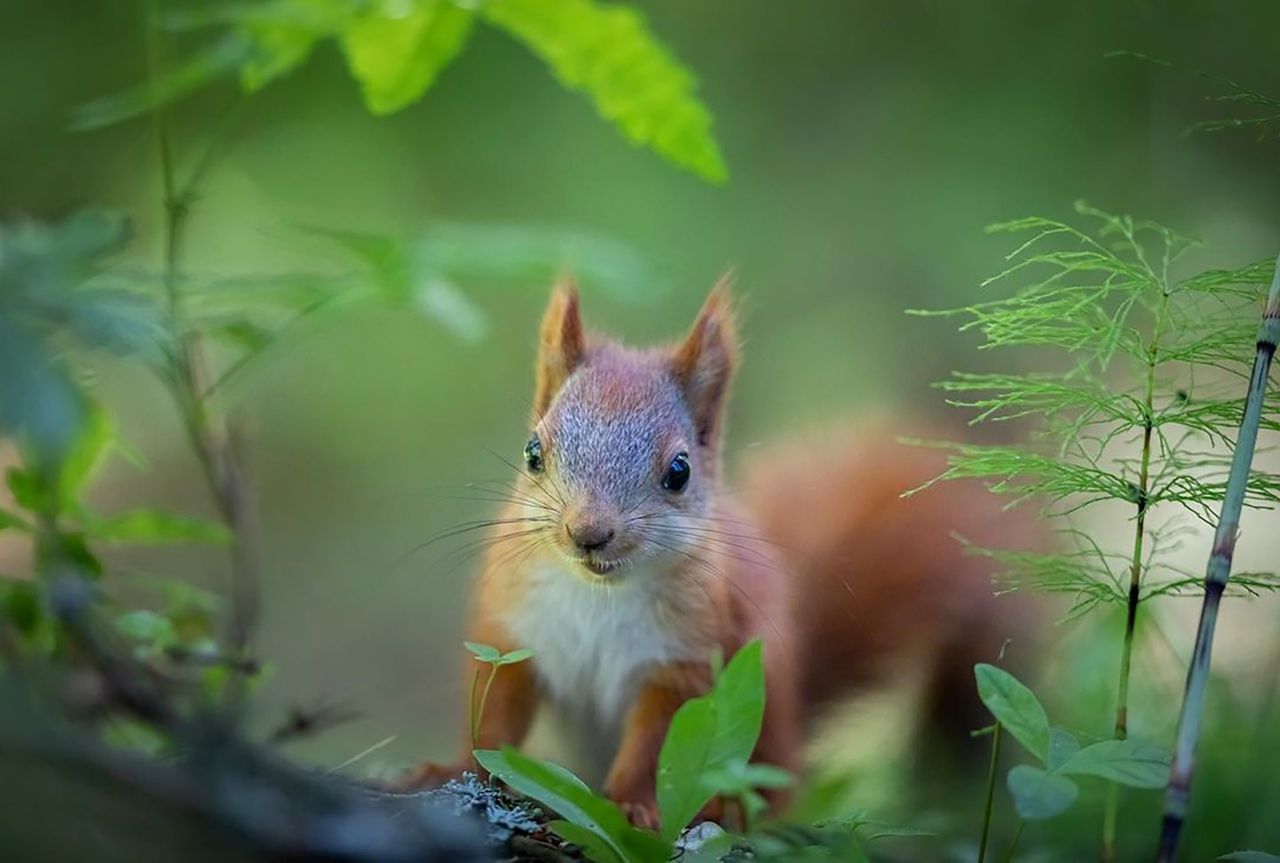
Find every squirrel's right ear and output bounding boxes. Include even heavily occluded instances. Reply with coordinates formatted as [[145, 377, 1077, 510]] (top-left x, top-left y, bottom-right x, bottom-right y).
[[672, 274, 740, 448], [533, 278, 586, 416]]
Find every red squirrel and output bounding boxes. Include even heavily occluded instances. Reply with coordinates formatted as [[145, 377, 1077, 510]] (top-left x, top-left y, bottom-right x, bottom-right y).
[[405, 279, 1029, 826]]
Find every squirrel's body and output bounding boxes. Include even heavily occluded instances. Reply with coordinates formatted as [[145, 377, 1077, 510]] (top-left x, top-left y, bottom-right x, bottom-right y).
[[408, 282, 1026, 825]]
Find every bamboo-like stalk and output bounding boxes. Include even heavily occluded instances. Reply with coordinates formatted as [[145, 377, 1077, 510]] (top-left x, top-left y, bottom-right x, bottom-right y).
[[1156, 254, 1280, 863]]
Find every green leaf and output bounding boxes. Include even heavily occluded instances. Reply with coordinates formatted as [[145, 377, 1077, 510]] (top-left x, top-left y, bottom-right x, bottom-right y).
[[115, 609, 177, 648], [52, 531, 104, 579], [480, 0, 727, 183], [975, 663, 1051, 764], [707, 639, 766, 766], [0, 320, 88, 472], [341, 0, 475, 115], [475, 747, 667, 863], [463, 641, 503, 663], [498, 647, 535, 665], [547, 820, 624, 863], [416, 279, 488, 341], [237, 0, 353, 91], [1047, 728, 1080, 771], [1220, 853, 1280, 862], [71, 34, 253, 130], [1057, 739, 1171, 789], [1006, 765, 1078, 820], [0, 508, 29, 532], [656, 640, 769, 840], [5, 468, 45, 513], [657, 694, 717, 841], [57, 407, 114, 506], [1, 580, 42, 636], [84, 510, 233, 546]]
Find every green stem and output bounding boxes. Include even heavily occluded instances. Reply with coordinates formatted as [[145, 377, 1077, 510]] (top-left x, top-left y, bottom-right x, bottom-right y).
[[467, 664, 482, 749], [1102, 285, 1170, 862], [144, 0, 259, 662], [473, 664, 500, 749], [978, 723, 1003, 863], [1157, 254, 1280, 862]]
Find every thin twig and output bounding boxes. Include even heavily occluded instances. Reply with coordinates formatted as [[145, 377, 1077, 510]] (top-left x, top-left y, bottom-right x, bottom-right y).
[[977, 723, 1003, 863], [144, 0, 261, 668]]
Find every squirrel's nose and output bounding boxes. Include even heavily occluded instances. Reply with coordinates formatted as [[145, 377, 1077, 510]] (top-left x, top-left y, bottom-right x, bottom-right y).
[[568, 523, 615, 553]]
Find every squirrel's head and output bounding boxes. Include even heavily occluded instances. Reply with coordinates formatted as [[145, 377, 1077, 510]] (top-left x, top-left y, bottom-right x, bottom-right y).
[[520, 277, 739, 582]]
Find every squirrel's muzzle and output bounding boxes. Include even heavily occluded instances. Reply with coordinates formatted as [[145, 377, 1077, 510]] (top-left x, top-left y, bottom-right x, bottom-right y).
[[567, 522, 615, 553]]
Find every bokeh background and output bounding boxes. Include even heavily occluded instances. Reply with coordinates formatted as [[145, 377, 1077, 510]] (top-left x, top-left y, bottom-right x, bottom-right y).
[[3, 1, 1279, 858]]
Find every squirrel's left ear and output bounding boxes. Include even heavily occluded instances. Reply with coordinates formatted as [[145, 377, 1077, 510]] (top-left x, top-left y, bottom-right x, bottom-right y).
[[534, 277, 586, 417], [672, 273, 740, 447]]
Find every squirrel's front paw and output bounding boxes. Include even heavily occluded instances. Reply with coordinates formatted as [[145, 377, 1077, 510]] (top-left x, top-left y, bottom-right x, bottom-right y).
[[617, 799, 660, 831], [398, 761, 467, 791]]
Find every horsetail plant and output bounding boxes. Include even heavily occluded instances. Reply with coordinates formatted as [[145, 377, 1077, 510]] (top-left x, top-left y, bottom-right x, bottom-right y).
[[911, 203, 1280, 860], [1157, 254, 1280, 863]]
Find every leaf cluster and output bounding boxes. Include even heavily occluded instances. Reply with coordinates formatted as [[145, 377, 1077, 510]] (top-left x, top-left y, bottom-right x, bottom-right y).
[[975, 664, 1170, 822], [476, 641, 913, 863], [913, 202, 1280, 613], [73, 0, 727, 182]]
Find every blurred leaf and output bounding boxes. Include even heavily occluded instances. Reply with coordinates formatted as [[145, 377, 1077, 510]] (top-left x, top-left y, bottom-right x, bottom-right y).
[[51, 531, 104, 579], [463, 641, 502, 662], [0, 316, 89, 470], [115, 609, 177, 649], [304, 227, 414, 299], [1047, 727, 1080, 771], [1006, 765, 1078, 820], [1221, 853, 1280, 862], [83, 510, 233, 546], [417, 223, 657, 300], [975, 663, 1051, 764], [0, 509, 29, 532], [416, 280, 487, 341], [308, 222, 658, 333], [0, 212, 153, 469], [57, 407, 114, 507], [6, 468, 48, 514], [1057, 739, 1171, 789], [341, 0, 474, 114], [237, 0, 353, 91], [497, 647, 535, 665], [480, 0, 727, 182], [475, 746, 667, 863], [208, 319, 275, 353], [1, 580, 42, 636], [71, 34, 253, 130], [724, 762, 792, 790]]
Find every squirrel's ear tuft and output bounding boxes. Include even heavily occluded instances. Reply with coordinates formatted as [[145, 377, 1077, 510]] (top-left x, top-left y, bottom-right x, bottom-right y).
[[672, 273, 740, 447], [534, 277, 586, 416]]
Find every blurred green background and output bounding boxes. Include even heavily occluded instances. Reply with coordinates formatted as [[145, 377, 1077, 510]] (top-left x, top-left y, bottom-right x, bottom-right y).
[[3, 1, 1279, 858]]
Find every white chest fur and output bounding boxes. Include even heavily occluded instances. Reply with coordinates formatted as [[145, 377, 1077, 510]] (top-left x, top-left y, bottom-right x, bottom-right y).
[[503, 558, 694, 734]]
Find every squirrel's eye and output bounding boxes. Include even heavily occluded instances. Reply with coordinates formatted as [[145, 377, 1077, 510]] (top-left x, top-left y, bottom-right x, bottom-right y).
[[524, 435, 543, 473], [662, 452, 691, 493]]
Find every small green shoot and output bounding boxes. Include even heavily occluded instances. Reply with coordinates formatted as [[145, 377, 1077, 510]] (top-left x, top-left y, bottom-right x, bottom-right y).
[[463, 641, 534, 750]]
